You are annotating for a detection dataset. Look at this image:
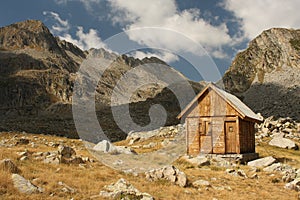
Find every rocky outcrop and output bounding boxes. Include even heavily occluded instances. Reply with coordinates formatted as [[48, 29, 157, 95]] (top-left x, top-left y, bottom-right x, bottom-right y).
[[269, 137, 298, 150], [247, 156, 276, 168], [99, 178, 154, 200], [11, 174, 44, 194], [145, 165, 187, 187], [255, 116, 300, 145], [223, 28, 300, 120]]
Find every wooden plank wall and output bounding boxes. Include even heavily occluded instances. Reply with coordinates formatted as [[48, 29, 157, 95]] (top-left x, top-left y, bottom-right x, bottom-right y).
[[185, 89, 256, 155], [186, 117, 200, 155], [239, 119, 255, 153], [187, 90, 240, 118]]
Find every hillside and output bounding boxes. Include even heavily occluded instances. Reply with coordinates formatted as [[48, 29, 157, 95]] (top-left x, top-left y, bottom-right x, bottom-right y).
[[223, 28, 300, 120], [1, 127, 300, 199], [0, 20, 204, 141]]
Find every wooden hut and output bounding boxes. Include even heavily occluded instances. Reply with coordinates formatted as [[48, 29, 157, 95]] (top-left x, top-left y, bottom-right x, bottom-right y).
[[177, 83, 263, 156]]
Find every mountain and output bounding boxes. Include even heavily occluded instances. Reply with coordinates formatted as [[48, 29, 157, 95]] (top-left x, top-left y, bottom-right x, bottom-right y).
[[223, 28, 300, 120], [0, 20, 204, 141]]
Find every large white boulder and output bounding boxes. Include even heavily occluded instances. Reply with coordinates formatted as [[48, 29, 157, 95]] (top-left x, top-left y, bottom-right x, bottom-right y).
[[247, 156, 276, 167], [269, 137, 298, 150], [93, 140, 117, 153], [93, 140, 136, 155]]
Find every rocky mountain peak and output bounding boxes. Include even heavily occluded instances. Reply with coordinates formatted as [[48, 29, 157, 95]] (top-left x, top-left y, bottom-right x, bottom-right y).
[[223, 28, 300, 93], [0, 20, 64, 55], [222, 28, 300, 120]]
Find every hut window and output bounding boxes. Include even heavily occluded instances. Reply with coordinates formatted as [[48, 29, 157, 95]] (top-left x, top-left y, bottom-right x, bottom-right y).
[[199, 122, 203, 134], [229, 126, 233, 132], [204, 121, 212, 135]]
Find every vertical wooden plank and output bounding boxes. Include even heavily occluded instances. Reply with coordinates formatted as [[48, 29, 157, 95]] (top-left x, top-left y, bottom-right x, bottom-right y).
[[236, 117, 240, 154], [225, 121, 237, 153], [186, 117, 200, 156]]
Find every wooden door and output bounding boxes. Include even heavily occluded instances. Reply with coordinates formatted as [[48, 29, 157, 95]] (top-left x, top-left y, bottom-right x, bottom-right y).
[[225, 121, 236, 153]]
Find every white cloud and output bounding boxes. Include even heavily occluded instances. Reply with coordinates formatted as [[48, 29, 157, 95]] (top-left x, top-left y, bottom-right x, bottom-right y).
[[108, 0, 232, 59], [43, 11, 70, 34], [43, 11, 106, 50], [79, 0, 102, 12], [54, 0, 68, 5], [60, 27, 106, 50], [130, 50, 179, 63], [223, 0, 300, 39]]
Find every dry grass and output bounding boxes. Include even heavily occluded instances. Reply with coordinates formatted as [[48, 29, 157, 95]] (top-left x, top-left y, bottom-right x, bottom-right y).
[[256, 140, 300, 168], [115, 137, 166, 154], [0, 132, 299, 199]]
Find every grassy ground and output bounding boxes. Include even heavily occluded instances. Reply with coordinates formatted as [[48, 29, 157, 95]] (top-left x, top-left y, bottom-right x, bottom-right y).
[[0, 132, 299, 200]]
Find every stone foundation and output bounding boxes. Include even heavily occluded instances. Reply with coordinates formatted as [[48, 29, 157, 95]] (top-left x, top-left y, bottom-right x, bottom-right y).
[[205, 153, 259, 164]]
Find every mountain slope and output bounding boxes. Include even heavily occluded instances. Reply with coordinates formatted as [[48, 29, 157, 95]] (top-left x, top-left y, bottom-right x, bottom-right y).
[[0, 20, 204, 141], [223, 28, 300, 120]]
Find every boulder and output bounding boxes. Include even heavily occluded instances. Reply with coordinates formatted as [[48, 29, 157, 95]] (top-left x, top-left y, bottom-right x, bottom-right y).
[[269, 137, 298, 150], [93, 140, 116, 153], [247, 156, 276, 168], [176, 172, 187, 187], [192, 179, 211, 187], [58, 181, 76, 193], [11, 174, 43, 194], [115, 146, 137, 155], [0, 159, 20, 173], [263, 163, 282, 172], [58, 145, 76, 158], [93, 140, 136, 155], [100, 178, 154, 200], [285, 178, 300, 191], [184, 156, 210, 167], [145, 165, 187, 187]]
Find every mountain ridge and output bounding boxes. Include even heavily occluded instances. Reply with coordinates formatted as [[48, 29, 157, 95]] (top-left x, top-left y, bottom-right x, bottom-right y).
[[223, 27, 300, 120], [0, 20, 204, 141]]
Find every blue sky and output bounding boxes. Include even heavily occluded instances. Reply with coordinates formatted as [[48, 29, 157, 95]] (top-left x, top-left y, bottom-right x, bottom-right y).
[[0, 0, 299, 81]]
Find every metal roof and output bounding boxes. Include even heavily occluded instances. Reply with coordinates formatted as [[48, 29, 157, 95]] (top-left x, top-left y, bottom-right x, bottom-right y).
[[177, 83, 263, 122]]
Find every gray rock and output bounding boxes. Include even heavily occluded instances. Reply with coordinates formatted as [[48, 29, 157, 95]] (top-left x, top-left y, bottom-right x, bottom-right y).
[[0, 159, 20, 173], [285, 178, 300, 191], [184, 156, 210, 167], [247, 156, 276, 168], [192, 179, 211, 187], [261, 127, 269, 135], [296, 169, 300, 178], [236, 170, 248, 178], [269, 137, 298, 150], [176, 172, 187, 187], [282, 173, 296, 183], [58, 145, 76, 158], [43, 155, 60, 164], [11, 174, 43, 194], [58, 181, 76, 193], [115, 146, 137, 155], [263, 163, 283, 172], [100, 178, 154, 200], [145, 165, 187, 187], [20, 156, 29, 161], [142, 142, 157, 149], [93, 140, 117, 153]]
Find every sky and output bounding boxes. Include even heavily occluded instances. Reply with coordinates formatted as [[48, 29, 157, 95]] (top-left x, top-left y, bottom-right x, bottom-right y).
[[0, 0, 299, 81]]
